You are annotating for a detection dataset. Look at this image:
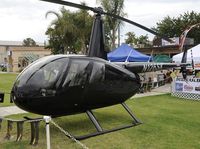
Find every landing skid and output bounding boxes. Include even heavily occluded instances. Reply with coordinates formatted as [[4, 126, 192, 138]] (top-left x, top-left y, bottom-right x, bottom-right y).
[[72, 102, 142, 140], [17, 103, 142, 145]]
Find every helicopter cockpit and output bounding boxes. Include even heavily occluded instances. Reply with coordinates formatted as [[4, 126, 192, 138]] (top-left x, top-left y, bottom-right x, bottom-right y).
[[12, 56, 68, 97]]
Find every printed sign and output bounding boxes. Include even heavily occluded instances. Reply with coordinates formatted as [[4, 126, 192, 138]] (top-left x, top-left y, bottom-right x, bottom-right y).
[[172, 78, 200, 94], [175, 83, 183, 91]]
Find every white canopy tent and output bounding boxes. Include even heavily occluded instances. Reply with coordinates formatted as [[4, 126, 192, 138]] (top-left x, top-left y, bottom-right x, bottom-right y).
[[172, 44, 200, 99], [173, 44, 200, 64]]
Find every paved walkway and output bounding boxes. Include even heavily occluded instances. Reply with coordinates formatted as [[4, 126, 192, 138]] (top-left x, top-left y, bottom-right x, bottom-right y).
[[0, 106, 27, 117], [0, 84, 171, 117], [133, 83, 171, 98]]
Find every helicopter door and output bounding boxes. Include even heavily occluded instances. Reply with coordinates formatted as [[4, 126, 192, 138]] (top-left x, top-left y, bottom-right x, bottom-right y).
[[62, 59, 92, 101]]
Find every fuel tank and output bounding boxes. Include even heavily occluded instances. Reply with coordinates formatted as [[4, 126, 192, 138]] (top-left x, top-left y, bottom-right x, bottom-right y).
[[11, 55, 140, 116]]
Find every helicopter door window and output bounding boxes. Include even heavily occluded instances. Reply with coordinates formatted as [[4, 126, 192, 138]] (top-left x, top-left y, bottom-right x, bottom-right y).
[[27, 58, 68, 89], [63, 60, 90, 87], [89, 62, 105, 83]]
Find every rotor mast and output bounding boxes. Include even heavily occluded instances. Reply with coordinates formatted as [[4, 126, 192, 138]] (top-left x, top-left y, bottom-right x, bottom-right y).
[[88, 7, 107, 60]]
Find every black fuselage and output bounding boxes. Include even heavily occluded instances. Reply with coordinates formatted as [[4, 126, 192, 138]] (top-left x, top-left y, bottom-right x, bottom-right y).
[[11, 55, 140, 116]]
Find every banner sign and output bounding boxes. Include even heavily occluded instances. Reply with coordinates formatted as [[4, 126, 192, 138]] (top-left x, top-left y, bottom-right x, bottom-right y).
[[195, 63, 200, 69], [172, 78, 200, 94]]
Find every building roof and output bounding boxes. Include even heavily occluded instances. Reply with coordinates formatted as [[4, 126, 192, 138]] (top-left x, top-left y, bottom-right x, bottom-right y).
[[0, 40, 44, 46], [22, 53, 40, 62], [0, 40, 22, 46]]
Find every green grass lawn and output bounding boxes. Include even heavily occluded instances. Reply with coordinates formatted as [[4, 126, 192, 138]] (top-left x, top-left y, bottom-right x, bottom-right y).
[[0, 94, 200, 149], [0, 73, 17, 106]]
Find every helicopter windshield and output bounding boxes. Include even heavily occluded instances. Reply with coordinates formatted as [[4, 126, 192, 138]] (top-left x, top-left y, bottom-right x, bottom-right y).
[[26, 58, 68, 89]]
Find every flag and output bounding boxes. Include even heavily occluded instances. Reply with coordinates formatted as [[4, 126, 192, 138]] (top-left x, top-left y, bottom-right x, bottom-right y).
[[179, 23, 200, 51]]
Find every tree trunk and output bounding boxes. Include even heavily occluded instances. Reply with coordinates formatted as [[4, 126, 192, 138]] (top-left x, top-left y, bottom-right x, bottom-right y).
[[111, 29, 116, 49]]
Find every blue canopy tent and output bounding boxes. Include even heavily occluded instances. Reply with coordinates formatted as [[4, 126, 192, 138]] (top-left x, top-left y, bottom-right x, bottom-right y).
[[107, 43, 152, 62]]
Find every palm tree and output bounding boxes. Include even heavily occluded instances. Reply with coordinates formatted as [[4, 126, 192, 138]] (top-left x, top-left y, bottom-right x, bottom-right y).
[[125, 32, 137, 46], [45, 5, 92, 54], [74, 7, 93, 54], [46, 7, 77, 54], [137, 35, 150, 48], [97, 0, 126, 50]]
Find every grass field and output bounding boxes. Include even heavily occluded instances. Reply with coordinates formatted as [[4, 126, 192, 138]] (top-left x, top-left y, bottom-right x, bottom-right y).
[[0, 94, 200, 149], [0, 73, 17, 106]]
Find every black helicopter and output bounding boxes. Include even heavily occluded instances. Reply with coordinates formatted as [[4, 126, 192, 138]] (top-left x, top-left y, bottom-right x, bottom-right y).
[[10, 0, 189, 140]]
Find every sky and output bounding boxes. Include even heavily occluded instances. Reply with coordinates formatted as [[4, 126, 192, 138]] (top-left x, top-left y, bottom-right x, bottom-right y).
[[0, 0, 200, 43]]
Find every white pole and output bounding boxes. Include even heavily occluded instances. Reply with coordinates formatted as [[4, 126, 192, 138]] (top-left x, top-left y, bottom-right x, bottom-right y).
[[125, 50, 132, 62], [43, 116, 51, 149]]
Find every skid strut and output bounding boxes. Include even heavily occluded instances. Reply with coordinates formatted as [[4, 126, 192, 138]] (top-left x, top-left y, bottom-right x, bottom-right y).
[[73, 102, 142, 140]]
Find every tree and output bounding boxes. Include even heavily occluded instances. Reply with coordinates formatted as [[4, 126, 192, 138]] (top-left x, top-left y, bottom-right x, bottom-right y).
[[74, 8, 93, 54], [125, 32, 137, 46], [23, 38, 37, 46], [45, 5, 92, 54], [137, 35, 151, 48], [97, 0, 126, 50], [153, 11, 200, 44], [125, 32, 151, 48]]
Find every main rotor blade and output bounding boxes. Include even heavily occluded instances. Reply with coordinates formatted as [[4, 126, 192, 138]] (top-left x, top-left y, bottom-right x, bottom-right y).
[[41, 0, 172, 42], [40, 0, 95, 12], [103, 12, 172, 42]]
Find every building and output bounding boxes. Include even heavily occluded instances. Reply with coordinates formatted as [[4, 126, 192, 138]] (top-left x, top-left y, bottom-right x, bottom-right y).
[[137, 37, 195, 57], [136, 45, 194, 58], [0, 40, 51, 72]]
